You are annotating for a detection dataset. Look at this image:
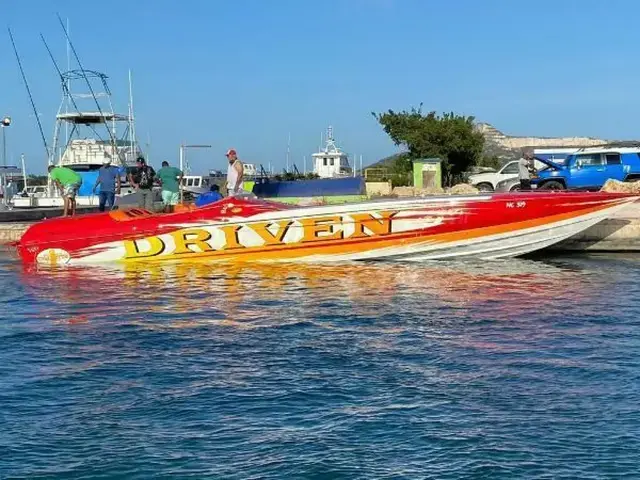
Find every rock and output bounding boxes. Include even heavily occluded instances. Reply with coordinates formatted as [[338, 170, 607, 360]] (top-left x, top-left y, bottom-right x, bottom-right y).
[[392, 186, 416, 197], [601, 179, 640, 193], [449, 183, 480, 195], [416, 187, 445, 196]]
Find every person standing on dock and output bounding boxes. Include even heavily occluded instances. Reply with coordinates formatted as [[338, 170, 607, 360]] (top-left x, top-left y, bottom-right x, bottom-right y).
[[93, 158, 121, 212], [157, 160, 183, 213], [226, 149, 244, 196], [48, 164, 82, 217], [128, 157, 156, 211], [519, 151, 534, 191]]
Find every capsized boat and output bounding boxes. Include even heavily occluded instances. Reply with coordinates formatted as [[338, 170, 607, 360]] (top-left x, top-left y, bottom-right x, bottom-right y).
[[15, 191, 638, 266]]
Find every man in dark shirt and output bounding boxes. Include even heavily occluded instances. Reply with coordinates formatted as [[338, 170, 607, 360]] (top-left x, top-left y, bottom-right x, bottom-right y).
[[128, 157, 156, 211]]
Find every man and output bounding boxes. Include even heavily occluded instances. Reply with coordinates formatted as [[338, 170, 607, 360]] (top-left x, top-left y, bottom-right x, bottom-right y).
[[157, 160, 183, 213], [195, 184, 223, 207], [519, 151, 534, 191], [93, 158, 121, 212], [128, 157, 156, 211], [48, 164, 82, 216], [225, 148, 244, 196]]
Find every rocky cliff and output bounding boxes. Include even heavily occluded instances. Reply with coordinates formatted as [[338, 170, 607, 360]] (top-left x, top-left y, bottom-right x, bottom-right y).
[[477, 123, 613, 159]]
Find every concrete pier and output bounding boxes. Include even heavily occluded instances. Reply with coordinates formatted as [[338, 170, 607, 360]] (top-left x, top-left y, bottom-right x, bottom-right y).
[[550, 203, 640, 251]]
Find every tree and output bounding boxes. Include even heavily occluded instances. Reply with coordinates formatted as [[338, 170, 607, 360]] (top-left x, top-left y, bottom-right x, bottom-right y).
[[372, 105, 485, 187], [476, 155, 501, 171]]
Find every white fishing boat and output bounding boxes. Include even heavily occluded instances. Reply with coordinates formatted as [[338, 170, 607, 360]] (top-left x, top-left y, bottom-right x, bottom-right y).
[[12, 69, 149, 209]]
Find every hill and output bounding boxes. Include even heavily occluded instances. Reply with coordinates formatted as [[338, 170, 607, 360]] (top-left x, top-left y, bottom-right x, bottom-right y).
[[368, 123, 635, 168]]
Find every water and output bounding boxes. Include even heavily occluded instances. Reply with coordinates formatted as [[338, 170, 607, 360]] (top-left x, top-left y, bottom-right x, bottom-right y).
[[1, 252, 639, 479]]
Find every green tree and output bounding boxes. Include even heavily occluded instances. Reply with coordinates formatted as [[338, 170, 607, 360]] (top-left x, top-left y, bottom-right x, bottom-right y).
[[372, 105, 485, 187], [476, 155, 501, 171]]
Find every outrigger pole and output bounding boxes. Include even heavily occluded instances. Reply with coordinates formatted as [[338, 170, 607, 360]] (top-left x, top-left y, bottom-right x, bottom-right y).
[[40, 33, 90, 161], [7, 28, 50, 161]]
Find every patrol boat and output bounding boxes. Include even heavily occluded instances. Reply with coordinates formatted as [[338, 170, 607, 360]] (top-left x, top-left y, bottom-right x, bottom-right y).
[[15, 191, 638, 266]]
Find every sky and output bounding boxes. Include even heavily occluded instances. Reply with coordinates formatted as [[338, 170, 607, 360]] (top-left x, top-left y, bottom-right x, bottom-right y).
[[2, 0, 640, 174]]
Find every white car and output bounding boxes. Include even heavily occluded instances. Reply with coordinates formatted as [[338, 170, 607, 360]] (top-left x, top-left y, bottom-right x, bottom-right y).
[[468, 160, 520, 192]]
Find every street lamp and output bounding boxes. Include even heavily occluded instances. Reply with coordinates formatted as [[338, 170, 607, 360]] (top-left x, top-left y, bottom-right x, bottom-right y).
[[1, 116, 11, 167]]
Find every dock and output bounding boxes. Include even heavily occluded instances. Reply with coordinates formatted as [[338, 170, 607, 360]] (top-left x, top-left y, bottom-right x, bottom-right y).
[[550, 203, 640, 251]]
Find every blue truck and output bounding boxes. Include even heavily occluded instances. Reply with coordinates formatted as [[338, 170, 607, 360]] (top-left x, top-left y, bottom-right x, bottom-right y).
[[532, 147, 640, 190]]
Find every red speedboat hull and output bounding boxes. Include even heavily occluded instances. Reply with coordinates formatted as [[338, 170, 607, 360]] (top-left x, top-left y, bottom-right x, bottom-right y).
[[15, 192, 638, 266]]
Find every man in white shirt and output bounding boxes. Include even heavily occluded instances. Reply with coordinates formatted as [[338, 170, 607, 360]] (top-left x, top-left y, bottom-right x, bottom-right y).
[[225, 148, 244, 196], [519, 151, 534, 191]]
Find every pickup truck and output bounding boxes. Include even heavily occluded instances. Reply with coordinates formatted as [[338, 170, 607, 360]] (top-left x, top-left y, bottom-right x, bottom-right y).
[[467, 161, 520, 192], [532, 147, 640, 190]]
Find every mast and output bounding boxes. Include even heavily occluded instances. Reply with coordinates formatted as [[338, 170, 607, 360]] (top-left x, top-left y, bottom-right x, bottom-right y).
[[21, 153, 27, 191], [128, 69, 136, 164], [286, 132, 291, 173], [65, 18, 70, 146]]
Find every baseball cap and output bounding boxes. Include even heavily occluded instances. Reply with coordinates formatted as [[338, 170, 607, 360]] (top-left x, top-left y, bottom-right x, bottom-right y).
[[226, 149, 237, 157]]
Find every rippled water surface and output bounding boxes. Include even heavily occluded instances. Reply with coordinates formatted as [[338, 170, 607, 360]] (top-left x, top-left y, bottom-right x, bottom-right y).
[[1, 251, 640, 479]]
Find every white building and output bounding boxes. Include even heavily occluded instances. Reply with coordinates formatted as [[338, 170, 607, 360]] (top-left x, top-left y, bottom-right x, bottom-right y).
[[312, 126, 351, 178]]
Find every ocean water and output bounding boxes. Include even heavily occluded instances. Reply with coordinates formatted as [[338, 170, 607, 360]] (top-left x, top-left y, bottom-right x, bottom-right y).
[[1, 252, 639, 479]]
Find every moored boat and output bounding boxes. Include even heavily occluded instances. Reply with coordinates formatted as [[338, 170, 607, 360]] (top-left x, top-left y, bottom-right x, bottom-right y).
[[15, 191, 639, 266]]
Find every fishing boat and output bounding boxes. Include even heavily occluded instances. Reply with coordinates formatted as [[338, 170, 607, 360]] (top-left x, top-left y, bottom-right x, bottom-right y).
[[11, 69, 147, 210], [15, 191, 638, 266]]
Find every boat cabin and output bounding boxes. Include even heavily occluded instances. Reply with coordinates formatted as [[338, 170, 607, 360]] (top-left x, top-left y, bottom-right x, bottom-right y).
[[312, 126, 352, 178]]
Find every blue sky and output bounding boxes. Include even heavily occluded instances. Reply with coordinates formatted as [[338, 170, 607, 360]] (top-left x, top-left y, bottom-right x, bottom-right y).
[[2, 0, 640, 174]]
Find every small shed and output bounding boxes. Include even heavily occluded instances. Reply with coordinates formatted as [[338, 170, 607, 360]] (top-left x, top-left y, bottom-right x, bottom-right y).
[[413, 158, 442, 189]]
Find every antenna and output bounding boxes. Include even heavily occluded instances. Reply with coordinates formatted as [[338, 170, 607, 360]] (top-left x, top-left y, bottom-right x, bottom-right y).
[[128, 69, 136, 164], [286, 132, 291, 172], [8, 28, 50, 160]]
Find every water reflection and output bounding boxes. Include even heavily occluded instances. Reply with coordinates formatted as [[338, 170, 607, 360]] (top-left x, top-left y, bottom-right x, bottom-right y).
[[13, 257, 605, 328], [3, 253, 640, 479]]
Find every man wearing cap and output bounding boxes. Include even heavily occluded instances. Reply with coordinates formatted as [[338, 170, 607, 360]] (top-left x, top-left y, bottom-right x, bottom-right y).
[[128, 157, 156, 211], [48, 164, 82, 217], [226, 149, 244, 196], [93, 158, 121, 212]]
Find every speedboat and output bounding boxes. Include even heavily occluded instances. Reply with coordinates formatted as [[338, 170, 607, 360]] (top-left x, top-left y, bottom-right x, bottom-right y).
[[15, 191, 638, 266]]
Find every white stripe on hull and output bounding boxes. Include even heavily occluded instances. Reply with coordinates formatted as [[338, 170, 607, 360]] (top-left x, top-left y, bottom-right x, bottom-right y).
[[265, 201, 629, 263]]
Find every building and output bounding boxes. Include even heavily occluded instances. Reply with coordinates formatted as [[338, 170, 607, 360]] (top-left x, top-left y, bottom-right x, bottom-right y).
[[413, 158, 442, 189]]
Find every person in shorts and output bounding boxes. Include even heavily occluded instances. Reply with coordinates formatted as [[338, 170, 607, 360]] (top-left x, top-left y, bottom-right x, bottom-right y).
[[157, 160, 183, 213], [48, 164, 82, 216]]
